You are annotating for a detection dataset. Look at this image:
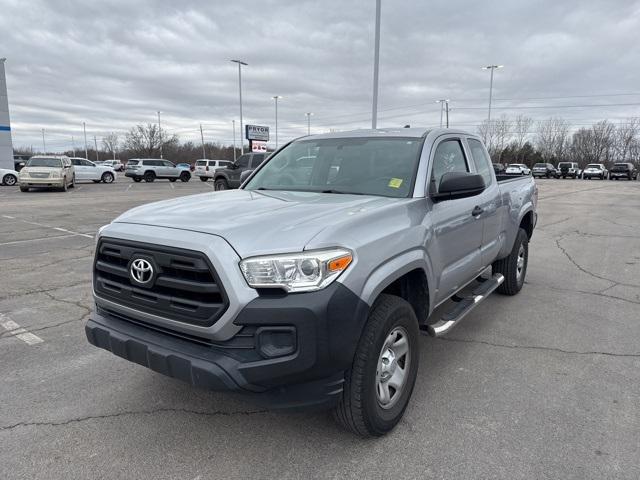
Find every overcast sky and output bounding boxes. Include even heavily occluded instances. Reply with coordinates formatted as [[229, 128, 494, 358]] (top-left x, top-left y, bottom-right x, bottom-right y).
[[2, 0, 640, 152]]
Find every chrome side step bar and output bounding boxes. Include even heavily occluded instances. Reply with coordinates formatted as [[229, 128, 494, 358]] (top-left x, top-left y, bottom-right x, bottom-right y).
[[421, 273, 504, 337]]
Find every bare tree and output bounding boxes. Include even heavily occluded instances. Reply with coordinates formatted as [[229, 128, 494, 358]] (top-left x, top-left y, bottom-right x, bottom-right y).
[[477, 119, 498, 160], [570, 120, 616, 166], [535, 117, 570, 162], [493, 115, 512, 159], [512, 114, 534, 161], [102, 132, 119, 160], [124, 123, 163, 158], [614, 117, 640, 162]]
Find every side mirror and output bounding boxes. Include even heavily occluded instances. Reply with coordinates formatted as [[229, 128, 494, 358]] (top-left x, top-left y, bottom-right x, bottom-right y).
[[431, 172, 485, 202]]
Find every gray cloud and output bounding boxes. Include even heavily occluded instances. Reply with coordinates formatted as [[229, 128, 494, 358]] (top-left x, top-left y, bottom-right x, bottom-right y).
[[2, 0, 640, 152]]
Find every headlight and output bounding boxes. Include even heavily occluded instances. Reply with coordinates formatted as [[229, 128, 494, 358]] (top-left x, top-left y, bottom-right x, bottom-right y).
[[239, 248, 353, 293]]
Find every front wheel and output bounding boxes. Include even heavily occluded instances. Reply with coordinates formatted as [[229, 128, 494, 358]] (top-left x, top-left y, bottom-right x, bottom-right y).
[[493, 228, 529, 295], [333, 294, 419, 437], [20, 186, 29, 192], [60, 177, 68, 192], [133, 177, 142, 183], [144, 171, 155, 183], [179, 171, 191, 182], [214, 178, 228, 191], [199, 176, 209, 182], [101, 172, 114, 183]]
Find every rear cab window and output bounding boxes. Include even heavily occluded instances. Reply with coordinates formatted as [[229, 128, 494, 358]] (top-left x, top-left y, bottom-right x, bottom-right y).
[[467, 138, 494, 186]]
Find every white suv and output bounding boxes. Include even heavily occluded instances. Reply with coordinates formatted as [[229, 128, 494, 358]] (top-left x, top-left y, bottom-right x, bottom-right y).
[[70, 158, 117, 183], [125, 159, 191, 183], [19, 155, 75, 192], [194, 159, 232, 182], [582, 163, 608, 180]]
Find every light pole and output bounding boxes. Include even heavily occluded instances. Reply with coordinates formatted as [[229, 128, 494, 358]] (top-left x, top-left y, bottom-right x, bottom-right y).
[[41, 128, 46, 152], [231, 59, 248, 154], [435, 99, 450, 128], [83, 122, 88, 159], [445, 100, 450, 128], [272, 96, 282, 149], [305, 112, 313, 135], [94, 135, 99, 162], [71, 136, 76, 156], [371, 0, 381, 129], [232, 119, 237, 161], [157, 111, 163, 159], [199, 124, 206, 159], [482, 64, 503, 139]]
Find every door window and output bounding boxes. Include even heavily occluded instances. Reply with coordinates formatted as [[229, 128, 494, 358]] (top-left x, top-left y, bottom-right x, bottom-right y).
[[467, 138, 493, 186], [237, 155, 250, 168], [431, 139, 468, 192]]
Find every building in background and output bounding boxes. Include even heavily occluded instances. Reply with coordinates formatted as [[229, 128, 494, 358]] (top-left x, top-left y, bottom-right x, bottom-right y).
[[0, 58, 14, 170]]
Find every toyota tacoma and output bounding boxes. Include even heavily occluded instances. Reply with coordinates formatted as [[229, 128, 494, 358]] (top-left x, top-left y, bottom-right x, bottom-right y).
[[86, 128, 537, 437]]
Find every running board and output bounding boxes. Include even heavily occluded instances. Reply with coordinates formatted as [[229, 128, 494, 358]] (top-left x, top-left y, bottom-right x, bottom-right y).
[[421, 273, 504, 337]]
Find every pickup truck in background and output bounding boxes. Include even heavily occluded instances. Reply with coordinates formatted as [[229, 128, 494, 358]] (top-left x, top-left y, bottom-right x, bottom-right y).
[[86, 128, 537, 437], [211, 152, 266, 190]]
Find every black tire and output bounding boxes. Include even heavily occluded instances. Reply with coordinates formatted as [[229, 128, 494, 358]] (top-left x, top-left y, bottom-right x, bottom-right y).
[[69, 175, 75, 188], [179, 171, 190, 182], [20, 186, 29, 192], [101, 172, 114, 183], [199, 176, 209, 182], [169, 178, 177, 182], [3, 174, 17, 186], [133, 177, 142, 183], [214, 178, 228, 191], [60, 177, 68, 192], [144, 171, 155, 183], [333, 294, 419, 437], [493, 228, 529, 296]]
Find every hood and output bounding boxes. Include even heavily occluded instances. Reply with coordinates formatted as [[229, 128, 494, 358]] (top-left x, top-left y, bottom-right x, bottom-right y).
[[112, 189, 401, 257]]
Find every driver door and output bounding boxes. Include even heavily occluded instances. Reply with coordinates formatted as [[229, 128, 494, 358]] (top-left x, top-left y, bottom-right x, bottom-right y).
[[426, 136, 484, 304]]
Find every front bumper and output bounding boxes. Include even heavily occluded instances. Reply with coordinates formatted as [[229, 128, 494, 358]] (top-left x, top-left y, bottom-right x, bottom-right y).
[[86, 281, 369, 410], [20, 177, 64, 187]]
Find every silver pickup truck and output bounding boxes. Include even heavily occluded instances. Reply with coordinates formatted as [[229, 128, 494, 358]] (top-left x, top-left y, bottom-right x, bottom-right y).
[[86, 128, 537, 437]]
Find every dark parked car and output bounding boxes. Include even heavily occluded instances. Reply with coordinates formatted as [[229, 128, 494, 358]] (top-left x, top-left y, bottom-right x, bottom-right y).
[[212, 152, 266, 190], [532, 163, 557, 178], [609, 162, 638, 180], [557, 162, 580, 179], [492, 163, 505, 174]]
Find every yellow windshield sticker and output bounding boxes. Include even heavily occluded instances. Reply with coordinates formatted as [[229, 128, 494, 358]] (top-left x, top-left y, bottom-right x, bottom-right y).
[[388, 178, 403, 188]]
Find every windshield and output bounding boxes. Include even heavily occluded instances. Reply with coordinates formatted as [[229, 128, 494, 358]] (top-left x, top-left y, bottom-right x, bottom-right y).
[[558, 162, 572, 168], [196, 160, 206, 166], [533, 163, 546, 168], [508, 164, 523, 168], [586, 164, 601, 168], [244, 137, 423, 198], [613, 163, 629, 169], [26, 157, 62, 168], [127, 160, 139, 166]]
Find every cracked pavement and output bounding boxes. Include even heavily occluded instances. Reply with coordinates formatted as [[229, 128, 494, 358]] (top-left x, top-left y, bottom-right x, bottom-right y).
[[0, 178, 639, 479]]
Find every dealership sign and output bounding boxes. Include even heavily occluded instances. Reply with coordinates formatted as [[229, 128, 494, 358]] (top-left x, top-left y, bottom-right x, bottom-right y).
[[245, 124, 269, 141]]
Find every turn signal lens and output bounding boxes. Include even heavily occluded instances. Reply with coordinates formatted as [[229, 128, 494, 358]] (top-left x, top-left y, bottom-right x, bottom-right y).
[[328, 254, 352, 272]]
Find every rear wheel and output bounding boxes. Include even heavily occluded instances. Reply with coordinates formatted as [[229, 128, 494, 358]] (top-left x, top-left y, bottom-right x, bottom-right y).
[[19, 186, 29, 192], [2, 174, 17, 186], [214, 178, 228, 191], [199, 176, 209, 182], [144, 171, 155, 183], [493, 228, 528, 295], [333, 294, 419, 437], [133, 177, 142, 183], [101, 172, 114, 183], [179, 171, 191, 182]]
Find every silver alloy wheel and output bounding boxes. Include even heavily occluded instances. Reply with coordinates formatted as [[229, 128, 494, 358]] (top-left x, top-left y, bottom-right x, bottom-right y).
[[103, 172, 114, 183], [376, 326, 410, 409], [516, 244, 526, 281], [4, 174, 16, 185]]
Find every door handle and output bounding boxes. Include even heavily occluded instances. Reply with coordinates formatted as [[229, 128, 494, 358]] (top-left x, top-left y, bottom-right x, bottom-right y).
[[472, 206, 484, 217]]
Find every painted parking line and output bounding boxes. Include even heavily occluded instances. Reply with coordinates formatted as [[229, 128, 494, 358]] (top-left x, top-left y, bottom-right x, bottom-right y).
[[1, 317, 44, 345], [1, 215, 94, 239]]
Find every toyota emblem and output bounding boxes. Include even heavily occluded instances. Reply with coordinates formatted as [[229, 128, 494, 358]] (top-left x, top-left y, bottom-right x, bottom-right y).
[[130, 258, 154, 284]]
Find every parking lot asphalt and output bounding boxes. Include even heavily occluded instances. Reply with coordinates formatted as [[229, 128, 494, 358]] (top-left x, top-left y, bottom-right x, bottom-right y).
[[0, 177, 639, 480]]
